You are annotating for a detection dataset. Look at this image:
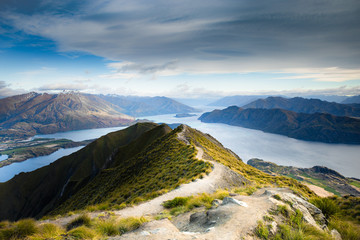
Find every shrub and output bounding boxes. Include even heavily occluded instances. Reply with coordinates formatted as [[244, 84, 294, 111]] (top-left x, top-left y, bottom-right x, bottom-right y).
[[163, 197, 189, 208], [310, 197, 339, 219], [273, 194, 282, 200], [66, 214, 92, 231]]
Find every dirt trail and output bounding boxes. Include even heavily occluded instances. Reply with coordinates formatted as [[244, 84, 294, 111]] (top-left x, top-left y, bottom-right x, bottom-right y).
[[112, 147, 227, 218]]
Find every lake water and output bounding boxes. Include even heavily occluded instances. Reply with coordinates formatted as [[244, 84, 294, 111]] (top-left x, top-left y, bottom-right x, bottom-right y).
[[34, 126, 128, 141], [1, 111, 359, 182], [0, 147, 83, 182], [0, 155, 8, 161]]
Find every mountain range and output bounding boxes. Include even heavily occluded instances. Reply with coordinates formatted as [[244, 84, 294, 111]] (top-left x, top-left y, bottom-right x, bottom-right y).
[[199, 106, 360, 144], [209, 94, 358, 107], [0, 92, 198, 139], [0, 92, 134, 139], [242, 96, 360, 117], [97, 94, 198, 117]]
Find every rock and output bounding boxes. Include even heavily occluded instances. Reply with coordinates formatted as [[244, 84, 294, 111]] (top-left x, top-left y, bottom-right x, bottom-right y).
[[211, 199, 222, 208], [331, 229, 342, 240], [269, 221, 277, 235], [140, 231, 151, 236], [222, 197, 248, 207], [190, 212, 207, 224]]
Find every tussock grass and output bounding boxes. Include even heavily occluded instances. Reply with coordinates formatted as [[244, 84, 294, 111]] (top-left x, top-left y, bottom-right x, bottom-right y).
[[310, 197, 339, 219], [28, 223, 65, 240], [67, 226, 99, 240], [0, 219, 38, 240], [66, 214, 91, 231]]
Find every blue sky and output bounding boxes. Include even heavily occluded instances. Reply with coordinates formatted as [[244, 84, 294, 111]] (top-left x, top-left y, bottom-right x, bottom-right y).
[[0, 0, 359, 98]]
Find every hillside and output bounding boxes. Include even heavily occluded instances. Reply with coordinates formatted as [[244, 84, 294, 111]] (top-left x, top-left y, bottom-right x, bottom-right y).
[[0, 123, 212, 221], [243, 96, 360, 117], [199, 106, 360, 144], [97, 94, 198, 117], [0, 92, 134, 139], [248, 159, 360, 197]]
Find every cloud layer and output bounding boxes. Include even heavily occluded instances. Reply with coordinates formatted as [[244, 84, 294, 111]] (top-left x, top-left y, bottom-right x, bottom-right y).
[[1, 0, 359, 72]]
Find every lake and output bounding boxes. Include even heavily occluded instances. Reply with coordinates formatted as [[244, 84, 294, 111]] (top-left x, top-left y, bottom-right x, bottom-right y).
[[0, 147, 83, 182], [1, 112, 359, 182]]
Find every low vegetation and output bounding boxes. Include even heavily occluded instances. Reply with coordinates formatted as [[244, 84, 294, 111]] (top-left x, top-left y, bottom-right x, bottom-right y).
[[0, 215, 148, 240]]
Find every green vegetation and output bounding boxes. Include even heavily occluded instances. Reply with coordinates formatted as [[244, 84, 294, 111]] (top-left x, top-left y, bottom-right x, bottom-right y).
[[0, 215, 148, 240], [0, 219, 38, 240]]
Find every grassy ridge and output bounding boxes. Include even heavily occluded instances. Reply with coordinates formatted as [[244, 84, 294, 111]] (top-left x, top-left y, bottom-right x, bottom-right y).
[[50, 125, 212, 215]]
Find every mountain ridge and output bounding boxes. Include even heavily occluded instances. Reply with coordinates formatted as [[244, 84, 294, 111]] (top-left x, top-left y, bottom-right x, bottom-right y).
[[243, 96, 360, 117], [199, 106, 360, 144]]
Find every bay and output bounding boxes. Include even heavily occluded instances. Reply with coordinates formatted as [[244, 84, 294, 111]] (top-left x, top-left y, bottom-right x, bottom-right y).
[[0, 147, 83, 182]]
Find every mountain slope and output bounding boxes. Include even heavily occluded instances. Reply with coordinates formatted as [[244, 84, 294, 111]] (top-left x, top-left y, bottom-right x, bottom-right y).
[[243, 96, 360, 117], [98, 94, 198, 117], [0, 122, 213, 221], [0, 92, 134, 138], [199, 106, 360, 144]]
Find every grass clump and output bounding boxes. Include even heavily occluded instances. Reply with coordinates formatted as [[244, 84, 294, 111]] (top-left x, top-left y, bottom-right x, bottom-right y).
[[0, 219, 38, 240], [273, 194, 281, 201], [28, 223, 64, 240], [255, 220, 269, 239], [117, 217, 148, 234], [95, 219, 118, 236], [67, 226, 98, 240], [310, 197, 339, 219], [66, 214, 92, 231], [163, 197, 189, 208]]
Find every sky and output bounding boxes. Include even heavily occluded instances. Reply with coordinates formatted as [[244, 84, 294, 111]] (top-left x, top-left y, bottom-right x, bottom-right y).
[[0, 0, 359, 99]]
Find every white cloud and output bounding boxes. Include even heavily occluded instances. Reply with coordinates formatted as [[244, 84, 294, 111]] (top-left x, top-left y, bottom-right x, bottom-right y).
[[277, 67, 360, 82]]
